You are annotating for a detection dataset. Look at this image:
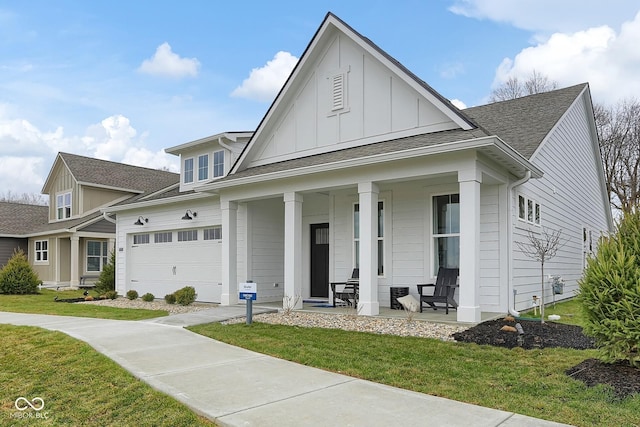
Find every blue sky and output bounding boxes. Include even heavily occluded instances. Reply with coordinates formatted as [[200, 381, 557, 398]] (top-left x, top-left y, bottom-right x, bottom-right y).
[[1, 0, 639, 197]]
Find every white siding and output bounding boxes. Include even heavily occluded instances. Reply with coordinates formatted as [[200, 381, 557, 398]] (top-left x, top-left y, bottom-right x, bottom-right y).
[[479, 184, 502, 311], [512, 95, 611, 311]]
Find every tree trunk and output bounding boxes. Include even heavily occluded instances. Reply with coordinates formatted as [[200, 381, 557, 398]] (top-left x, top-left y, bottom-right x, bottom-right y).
[[540, 261, 545, 324]]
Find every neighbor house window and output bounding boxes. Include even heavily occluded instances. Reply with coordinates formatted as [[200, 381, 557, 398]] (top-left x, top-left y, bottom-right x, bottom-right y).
[[353, 201, 384, 275], [133, 234, 150, 245], [178, 229, 197, 242], [35, 240, 48, 263], [184, 158, 194, 183], [213, 150, 224, 177], [87, 241, 108, 272], [433, 194, 460, 271], [154, 232, 172, 243], [203, 226, 222, 240], [518, 194, 541, 225], [198, 154, 209, 181], [56, 192, 72, 220]]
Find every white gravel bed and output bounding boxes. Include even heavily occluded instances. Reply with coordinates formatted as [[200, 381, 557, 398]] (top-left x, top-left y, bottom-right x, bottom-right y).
[[82, 297, 215, 315], [223, 311, 467, 340]]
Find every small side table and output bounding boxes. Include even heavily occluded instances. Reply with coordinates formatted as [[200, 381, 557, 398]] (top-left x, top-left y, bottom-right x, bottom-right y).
[[390, 286, 409, 310]]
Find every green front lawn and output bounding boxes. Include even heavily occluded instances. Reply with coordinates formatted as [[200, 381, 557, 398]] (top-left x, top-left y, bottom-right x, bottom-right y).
[[521, 297, 587, 326], [0, 325, 215, 426], [0, 289, 167, 320], [189, 312, 640, 427]]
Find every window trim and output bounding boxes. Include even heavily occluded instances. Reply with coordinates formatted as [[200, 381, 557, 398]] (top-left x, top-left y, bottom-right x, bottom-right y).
[[353, 201, 384, 277], [56, 191, 72, 220], [86, 240, 108, 273], [213, 150, 225, 178], [431, 193, 460, 273], [518, 194, 541, 226], [198, 154, 209, 181], [34, 239, 49, 264], [183, 157, 194, 184]]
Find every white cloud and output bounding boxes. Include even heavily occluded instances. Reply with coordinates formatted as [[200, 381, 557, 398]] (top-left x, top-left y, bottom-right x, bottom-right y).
[[231, 51, 298, 102], [138, 42, 200, 78], [450, 99, 467, 109], [449, 0, 639, 35], [0, 156, 45, 195], [492, 12, 640, 104]]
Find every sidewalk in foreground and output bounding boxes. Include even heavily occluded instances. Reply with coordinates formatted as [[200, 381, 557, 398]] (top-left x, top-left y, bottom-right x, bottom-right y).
[[0, 310, 572, 427]]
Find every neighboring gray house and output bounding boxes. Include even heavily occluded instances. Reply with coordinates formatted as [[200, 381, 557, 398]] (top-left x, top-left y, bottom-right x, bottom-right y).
[[0, 202, 49, 266], [105, 12, 613, 323]]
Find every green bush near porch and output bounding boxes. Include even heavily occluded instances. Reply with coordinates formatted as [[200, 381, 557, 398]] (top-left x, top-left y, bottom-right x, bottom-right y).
[[0, 249, 40, 294], [94, 251, 116, 295]]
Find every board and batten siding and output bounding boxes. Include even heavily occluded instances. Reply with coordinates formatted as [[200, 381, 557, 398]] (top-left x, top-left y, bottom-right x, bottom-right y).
[[512, 93, 611, 311]]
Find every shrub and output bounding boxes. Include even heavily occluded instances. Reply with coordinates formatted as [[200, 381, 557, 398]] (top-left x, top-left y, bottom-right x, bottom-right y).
[[164, 293, 176, 304], [94, 251, 116, 295], [126, 290, 139, 300], [578, 209, 640, 367], [141, 292, 155, 302], [105, 290, 118, 300], [174, 286, 197, 306], [0, 249, 40, 294]]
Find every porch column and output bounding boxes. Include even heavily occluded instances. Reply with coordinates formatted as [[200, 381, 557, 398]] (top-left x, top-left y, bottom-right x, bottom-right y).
[[283, 192, 303, 309], [358, 182, 379, 316], [458, 169, 482, 323], [221, 200, 238, 306], [70, 235, 80, 288]]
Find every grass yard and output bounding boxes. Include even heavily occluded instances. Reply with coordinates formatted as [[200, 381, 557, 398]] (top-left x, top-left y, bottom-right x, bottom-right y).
[[0, 289, 167, 320], [0, 325, 215, 426], [520, 297, 587, 326], [189, 313, 640, 427]]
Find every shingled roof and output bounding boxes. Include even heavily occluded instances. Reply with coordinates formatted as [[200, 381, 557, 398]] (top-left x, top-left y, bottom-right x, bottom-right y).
[[463, 83, 588, 159], [0, 202, 49, 236], [54, 152, 179, 195]]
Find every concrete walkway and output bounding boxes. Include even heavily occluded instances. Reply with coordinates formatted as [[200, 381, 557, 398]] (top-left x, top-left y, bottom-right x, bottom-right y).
[[0, 309, 572, 427]]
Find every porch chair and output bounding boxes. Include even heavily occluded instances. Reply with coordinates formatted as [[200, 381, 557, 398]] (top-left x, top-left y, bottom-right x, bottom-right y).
[[330, 268, 359, 307], [416, 267, 459, 314]]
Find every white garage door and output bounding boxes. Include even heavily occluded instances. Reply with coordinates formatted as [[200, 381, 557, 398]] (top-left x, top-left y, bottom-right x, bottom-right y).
[[128, 237, 222, 303]]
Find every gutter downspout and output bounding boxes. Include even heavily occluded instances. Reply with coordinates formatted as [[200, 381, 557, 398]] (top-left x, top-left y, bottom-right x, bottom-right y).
[[218, 136, 242, 154], [102, 211, 116, 224], [507, 170, 531, 317]]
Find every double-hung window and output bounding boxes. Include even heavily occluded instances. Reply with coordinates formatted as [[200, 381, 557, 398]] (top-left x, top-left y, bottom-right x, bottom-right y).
[[198, 154, 209, 181], [433, 194, 460, 271], [353, 201, 384, 275], [184, 158, 194, 183], [56, 192, 72, 220], [87, 241, 108, 272], [213, 150, 224, 178], [35, 240, 48, 263]]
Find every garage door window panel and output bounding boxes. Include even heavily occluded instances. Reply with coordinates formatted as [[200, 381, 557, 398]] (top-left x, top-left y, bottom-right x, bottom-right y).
[[178, 230, 198, 242]]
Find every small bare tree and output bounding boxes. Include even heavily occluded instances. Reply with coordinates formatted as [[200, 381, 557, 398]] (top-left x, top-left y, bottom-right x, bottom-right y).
[[516, 227, 563, 323], [489, 70, 558, 103], [0, 191, 47, 205]]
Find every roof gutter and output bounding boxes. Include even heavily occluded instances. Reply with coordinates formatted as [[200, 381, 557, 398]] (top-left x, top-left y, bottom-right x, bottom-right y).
[[102, 211, 116, 224], [507, 170, 532, 317]]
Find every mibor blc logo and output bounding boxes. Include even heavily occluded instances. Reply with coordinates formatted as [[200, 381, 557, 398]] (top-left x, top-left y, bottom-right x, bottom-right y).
[[14, 396, 45, 411]]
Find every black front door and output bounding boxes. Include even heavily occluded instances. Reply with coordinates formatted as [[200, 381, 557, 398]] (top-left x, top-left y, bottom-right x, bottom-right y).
[[310, 223, 329, 298]]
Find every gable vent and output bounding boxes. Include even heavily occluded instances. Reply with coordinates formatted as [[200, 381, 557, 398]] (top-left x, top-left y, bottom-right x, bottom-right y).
[[331, 73, 344, 111]]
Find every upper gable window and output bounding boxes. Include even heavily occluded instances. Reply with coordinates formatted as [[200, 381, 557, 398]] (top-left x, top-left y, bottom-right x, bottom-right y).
[[56, 192, 72, 220], [198, 154, 209, 181], [328, 67, 350, 116], [213, 150, 224, 178], [184, 158, 194, 184]]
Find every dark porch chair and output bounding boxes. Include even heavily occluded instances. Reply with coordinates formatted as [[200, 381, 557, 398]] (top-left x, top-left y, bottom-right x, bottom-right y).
[[330, 268, 359, 307], [417, 267, 459, 314]]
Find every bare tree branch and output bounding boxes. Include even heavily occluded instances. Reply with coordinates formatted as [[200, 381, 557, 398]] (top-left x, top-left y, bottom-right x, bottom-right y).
[[489, 70, 558, 103]]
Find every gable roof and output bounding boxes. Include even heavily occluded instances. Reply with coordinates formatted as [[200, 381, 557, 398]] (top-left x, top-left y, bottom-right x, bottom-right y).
[[463, 83, 588, 159], [231, 12, 476, 174], [42, 152, 179, 195], [0, 202, 49, 236]]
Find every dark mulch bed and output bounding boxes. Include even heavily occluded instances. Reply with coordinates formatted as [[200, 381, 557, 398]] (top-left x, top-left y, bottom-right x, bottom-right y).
[[453, 318, 640, 399]]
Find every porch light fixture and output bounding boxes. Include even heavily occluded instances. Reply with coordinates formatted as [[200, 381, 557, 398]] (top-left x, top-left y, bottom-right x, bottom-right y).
[[181, 209, 197, 220], [134, 216, 148, 226]]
